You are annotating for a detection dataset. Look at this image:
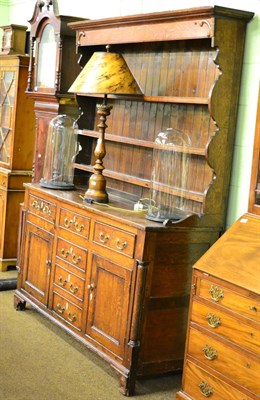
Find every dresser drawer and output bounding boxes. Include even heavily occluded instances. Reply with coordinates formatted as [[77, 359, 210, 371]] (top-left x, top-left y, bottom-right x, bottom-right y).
[[197, 276, 260, 323], [188, 328, 260, 394], [183, 360, 254, 400], [93, 221, 136, 258], [58, 207, 90, 239], [53, 263, 85, 302], [191, 300, 259, 354], [28, 194, 56, 223], [52, 292, 82, 331], [56, 237, 88, 272]]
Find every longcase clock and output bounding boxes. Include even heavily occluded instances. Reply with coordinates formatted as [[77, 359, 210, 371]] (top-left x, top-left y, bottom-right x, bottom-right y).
[[26, 0, 83, 182]]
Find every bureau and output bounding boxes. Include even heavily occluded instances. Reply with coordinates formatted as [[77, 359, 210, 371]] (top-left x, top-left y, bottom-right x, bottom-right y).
[[176, 213, 260, 400]]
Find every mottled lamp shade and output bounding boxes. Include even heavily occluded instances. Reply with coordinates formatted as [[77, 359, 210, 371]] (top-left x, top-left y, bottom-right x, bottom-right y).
[[68, 51, 143, 95]]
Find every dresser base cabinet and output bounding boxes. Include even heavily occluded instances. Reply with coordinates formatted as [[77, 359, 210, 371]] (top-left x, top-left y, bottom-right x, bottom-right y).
[[176, 213, 260, 400], [14, 184, 220, 396]]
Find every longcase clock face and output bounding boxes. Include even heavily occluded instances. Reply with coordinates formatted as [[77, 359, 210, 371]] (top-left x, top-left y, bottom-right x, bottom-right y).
[[0, 70, 15, 165], [35, 23, 56, 90]]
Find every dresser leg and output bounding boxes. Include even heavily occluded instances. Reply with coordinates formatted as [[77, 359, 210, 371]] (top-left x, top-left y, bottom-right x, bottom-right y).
[[117, 372, 136, 397], [14, 292, 26, 311]]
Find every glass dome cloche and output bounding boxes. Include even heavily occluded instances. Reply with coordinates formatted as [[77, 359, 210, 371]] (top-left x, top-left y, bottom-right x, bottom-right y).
[[146, 128, 191, 223], [40, 114, 80, 190]]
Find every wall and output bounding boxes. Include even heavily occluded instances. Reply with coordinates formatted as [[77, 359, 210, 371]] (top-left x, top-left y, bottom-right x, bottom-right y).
[[1, 0, 259, 227]]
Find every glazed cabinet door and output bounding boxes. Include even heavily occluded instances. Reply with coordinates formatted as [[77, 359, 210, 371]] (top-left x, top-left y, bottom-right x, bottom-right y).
[[85, 254, 133, 359], [0, 68, 16, 168], [21, 220, 53, 306]]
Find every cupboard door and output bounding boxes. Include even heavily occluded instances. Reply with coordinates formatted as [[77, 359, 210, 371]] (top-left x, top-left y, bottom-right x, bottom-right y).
[[22, 220, 53, 306], [86, 254, 132, 359]]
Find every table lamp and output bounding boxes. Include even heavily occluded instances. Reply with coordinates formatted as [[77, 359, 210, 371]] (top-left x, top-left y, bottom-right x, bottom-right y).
[[69, 45, 143, 203]]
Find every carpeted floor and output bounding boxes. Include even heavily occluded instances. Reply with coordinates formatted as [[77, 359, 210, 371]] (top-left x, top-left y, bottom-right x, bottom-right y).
[[0, 278, 182, 400]]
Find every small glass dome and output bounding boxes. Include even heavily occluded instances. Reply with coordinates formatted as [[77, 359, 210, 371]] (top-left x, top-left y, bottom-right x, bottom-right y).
[[146, 128, 191, 223], [40, 114, 79, 190]]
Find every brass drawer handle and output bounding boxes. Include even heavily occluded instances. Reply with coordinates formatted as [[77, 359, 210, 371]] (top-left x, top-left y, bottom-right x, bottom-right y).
[[74, 221, 84, 233], [67, 312, 77, 323], [31, 200, 40, 209], [64, 217, 72, 228], [64, 217, 84, 233], [69, 282, 79, 294], [209, 285, 224, 302], [31, 200, 51, 215], [115, 238, 127, 250], [56, 303, 65, 314], [58, 276, 67, 287], [203, 345, 218, 360], [198, 381, 213, 397], [71, 253, 81, 265], [206, 313, 221, 328], [61, 248, 70, 258], [99, 232, 110, 243], [249, 306, 258, 312]]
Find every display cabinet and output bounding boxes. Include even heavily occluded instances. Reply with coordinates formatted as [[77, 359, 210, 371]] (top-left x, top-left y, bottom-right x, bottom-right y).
[[15, 7, 254, 396], [0, 54, 35, 271], [248, 85, 260, 215], [25, 0, 83, 182], [176, 213, 260, 400]]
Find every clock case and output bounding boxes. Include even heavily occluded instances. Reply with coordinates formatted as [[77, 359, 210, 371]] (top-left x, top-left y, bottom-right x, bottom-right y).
[[26, 0, 83, 183]]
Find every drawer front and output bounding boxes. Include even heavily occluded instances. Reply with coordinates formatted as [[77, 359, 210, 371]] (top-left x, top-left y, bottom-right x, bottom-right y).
[[191, 301, 259, 354], [28, 194, 56, 223], [188, 328, 260, 394], [183, 360, 253, 400], [93, 221, 136, 258], [58, 207, 90, 239], [197, 277, 260, 323], [52, 292, 82, 331], [56, 237, 88, 272], [0, 172, 8, 189], [53, 264, 85, 302]]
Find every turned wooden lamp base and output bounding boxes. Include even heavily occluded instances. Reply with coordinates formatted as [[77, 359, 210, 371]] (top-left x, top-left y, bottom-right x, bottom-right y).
[[84, 100, 111, 204]]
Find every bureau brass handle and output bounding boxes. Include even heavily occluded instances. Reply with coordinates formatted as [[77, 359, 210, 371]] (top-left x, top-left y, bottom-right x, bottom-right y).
[[203, 345, 218, 360], [69, 282, 79, 294], [87, 283, 95, 291], [67, 312, 77, 323], [249, 306, 258, 312], [42, 204, 51, 215], [56, 303, 65, 314], [198, 381, 213, 397], [209, 285, 224, 302], [58, 276, 67, 287], [206, 313, 221, 328], [115, 238, 127, 250], [99, 232, 110, 243]]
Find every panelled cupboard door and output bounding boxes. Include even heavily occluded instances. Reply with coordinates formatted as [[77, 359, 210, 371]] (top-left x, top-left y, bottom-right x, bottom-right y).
[[85, 254, 132, 359], [22, 221, 53, 306]]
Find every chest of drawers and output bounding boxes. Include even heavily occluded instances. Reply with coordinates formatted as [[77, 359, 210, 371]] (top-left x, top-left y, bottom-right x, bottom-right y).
[[176, 213, 260, 400]]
